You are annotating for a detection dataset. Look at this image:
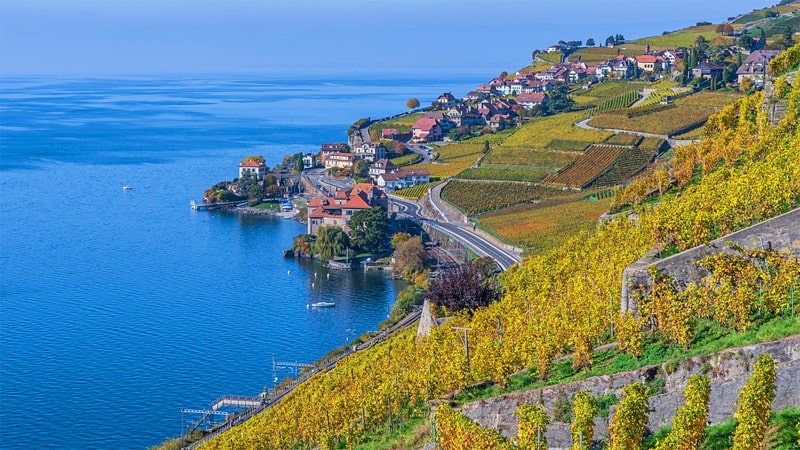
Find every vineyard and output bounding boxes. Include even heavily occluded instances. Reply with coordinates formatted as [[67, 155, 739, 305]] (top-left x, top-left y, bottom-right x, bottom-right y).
[[567, 46, 647, 65], [499, 112, 612, 150], [195, 78, 800, 450], [389, 153, 421, 167], [478, 192, 613, 253], [545, 144, 628, 188], [587, 93, 736, 136], [484, 146, 577, 170], [456, 164, 553, 182], [441, 180, 557, 215], [630, 24, 723, 48], [392, 182, 439, 200], [604, 133, 641, 146], [406, 143, 484, 179], [587, 90, 640, 116], [592, 145, 659, 187]]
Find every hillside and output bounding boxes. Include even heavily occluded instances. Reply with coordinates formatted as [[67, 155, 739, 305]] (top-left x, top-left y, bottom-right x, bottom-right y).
[[168, 44, 800, 449]]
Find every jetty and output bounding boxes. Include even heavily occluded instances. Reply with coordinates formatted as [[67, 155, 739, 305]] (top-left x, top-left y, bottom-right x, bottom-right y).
[[190, 200, 242, 211]]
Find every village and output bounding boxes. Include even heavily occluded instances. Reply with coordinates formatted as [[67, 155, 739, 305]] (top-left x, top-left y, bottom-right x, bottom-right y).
[[202, 36, 784, 252]]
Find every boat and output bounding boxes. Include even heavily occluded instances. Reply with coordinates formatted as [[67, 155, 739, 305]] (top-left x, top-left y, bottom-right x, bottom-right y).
[[122, 185, 132, 190], [307, 301, 336, 308]]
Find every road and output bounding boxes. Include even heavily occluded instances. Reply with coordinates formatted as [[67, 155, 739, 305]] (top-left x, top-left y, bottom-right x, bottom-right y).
[[575, 117, 696, 148], [390, 195, 521, 271]]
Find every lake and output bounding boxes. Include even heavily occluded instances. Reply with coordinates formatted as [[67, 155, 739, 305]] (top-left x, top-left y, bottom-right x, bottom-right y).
[[0, 74, 480, 449]]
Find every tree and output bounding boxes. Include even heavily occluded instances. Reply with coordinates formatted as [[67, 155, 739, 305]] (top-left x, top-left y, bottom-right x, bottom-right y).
[[608, 382, 650, 450], [655, 374, 710, 450], [391, 232, 411, 249], [236, 171, 258, 196], [483, 139, 490, 154], [606, 35, 616, 46], [570, 392, 596, 450], [406, 97, 420, 110], [291, 234, 314, 256], [586, 38, 595, 47], [315, 226, 349, 260], [547, 83, 574, 114], [348, 207, 389, 253], [426, 264, 499, 313], [241, 155, 265, 164], [392, 235, 428, 280], [615, 34, 625, 44], [247, 182, 263, 206], [732, 354, 778, 450], [517, 403, 549, 450], [499, 71, 509, 79], [391, 140, 406, 156], [353, 159, 370, 182]]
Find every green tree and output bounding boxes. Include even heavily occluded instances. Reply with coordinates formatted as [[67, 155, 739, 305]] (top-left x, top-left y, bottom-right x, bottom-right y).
[[517, 403, 549, 450], [315, 226, 349, 260], [547, 83, 574, 114], [655, 374, 710, 450], [732, 354, 778, 450], [570, 391, 596, 450], [236, 171, 258, 197], [353, 159, 371, 182], [586, 38, 595, 47], [608, 382, 650, 450], [247, 182, 263, 206], [348, 207, 389, 253], [406, 98, 420, 110]]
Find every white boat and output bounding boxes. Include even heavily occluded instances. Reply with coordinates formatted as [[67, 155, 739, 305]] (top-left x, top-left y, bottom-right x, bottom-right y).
[[308, 301, 336, 308], [122, 185, 133, 190]]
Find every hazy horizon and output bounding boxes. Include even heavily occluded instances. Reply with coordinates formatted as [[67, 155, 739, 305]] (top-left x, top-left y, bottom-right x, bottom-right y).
[[0, 0, 778, 77]]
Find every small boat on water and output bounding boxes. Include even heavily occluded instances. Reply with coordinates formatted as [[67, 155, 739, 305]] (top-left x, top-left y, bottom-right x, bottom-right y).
[[122, 185, 133, 190], [307, 301, 336, 309]]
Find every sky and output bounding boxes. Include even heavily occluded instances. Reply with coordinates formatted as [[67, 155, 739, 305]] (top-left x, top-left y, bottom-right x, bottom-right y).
[[0, 0, 778, 77]]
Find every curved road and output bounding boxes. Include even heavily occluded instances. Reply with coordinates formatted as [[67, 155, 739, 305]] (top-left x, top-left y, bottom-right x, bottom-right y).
[[390, 195, 521, 271], [576, 117, 697, 147]]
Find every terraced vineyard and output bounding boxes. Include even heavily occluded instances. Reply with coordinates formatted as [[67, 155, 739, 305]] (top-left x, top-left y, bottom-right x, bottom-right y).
[[592, 144, 661, 187], [587, 90, 639, 116], [587, 91, 740, 136], [545, 144, 627, 188], [392, 182, 439, 200], [441, 180, 556, 215], [499, 112, 612, 150], [456, 164, 553, 182]]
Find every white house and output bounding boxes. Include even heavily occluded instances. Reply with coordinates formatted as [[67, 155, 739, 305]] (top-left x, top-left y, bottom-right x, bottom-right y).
[[352, 142, 386, 162], [239, 159, 267, 180]]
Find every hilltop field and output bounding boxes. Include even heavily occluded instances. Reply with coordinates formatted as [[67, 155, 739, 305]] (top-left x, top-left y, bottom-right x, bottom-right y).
[[157, 6, 800, 449]]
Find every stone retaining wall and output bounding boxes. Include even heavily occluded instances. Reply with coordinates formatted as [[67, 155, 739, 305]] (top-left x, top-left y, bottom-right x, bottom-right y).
[[459, 334, 800, 449]]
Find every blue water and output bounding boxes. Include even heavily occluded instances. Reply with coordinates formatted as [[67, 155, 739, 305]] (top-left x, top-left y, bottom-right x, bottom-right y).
[[0, 75, 481, 449]]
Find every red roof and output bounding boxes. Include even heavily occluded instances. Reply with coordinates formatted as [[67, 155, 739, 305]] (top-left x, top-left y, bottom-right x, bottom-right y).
[[517, 92, 546, 103], [412, 117, 439, 132], [239, 160, 264, 167]]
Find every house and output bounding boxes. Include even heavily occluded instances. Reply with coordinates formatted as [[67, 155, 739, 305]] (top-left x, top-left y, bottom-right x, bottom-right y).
[[463, 91, 487, 102], [737, 50, 781, 86], [376, 169, 430, 192], [381, 128, 399, 140], [352, 141, 386, 162], [411, 117, 443, 142], [516, 92, 548, 110], [320, 143, 349, 166], [692, 62, 724, 80], [423, 112, 453, 132], [306, 184, 387, 235], [238, 159, 267, 180], [488, 115, 507, 131], [610, 56, 635, 79], [635, 55, 665, 72], [302, 153, 316, 169], [434, 92, 459, 109], [324, 152, 354, 170], [547, 44, 566, 53], [446, 105, 484, 127], [368, 159, 397, 177]]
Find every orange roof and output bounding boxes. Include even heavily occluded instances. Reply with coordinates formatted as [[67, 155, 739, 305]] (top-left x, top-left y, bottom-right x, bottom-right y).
[[351, 182, 376, 195], [343, 192, 372, 209], [239, 160, 264, 167]]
